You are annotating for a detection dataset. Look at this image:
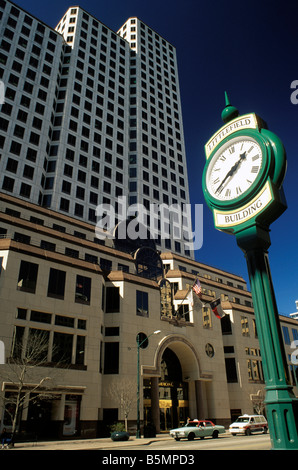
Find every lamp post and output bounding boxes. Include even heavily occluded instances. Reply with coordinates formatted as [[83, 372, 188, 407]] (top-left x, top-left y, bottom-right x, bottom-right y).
[[136, 330, 161, 438]]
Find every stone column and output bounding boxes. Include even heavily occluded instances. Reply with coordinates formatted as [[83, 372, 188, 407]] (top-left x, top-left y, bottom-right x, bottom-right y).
[[195, 380, 208, 418], [150, 377, 160, 433]]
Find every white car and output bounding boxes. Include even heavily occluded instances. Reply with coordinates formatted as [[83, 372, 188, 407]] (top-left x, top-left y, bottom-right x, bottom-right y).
[[229, 414, 268, 436], [170, 420, 225, 441]]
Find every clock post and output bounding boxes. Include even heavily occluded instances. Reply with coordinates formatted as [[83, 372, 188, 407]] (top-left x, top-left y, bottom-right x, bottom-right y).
[[202, 95, 298, 449]]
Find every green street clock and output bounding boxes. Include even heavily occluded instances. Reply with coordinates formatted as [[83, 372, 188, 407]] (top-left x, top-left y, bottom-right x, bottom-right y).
[[202, 94, 298, 450], [202, 94, 287, 236], [206, 135, 263, 201]]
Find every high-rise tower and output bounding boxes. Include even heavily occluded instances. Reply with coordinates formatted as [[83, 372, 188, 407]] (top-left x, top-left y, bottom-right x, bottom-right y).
[[0, 1, 193, 257]]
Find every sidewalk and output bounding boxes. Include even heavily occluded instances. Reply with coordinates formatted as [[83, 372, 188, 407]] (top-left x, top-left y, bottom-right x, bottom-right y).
[[9, 434, 172, 450]]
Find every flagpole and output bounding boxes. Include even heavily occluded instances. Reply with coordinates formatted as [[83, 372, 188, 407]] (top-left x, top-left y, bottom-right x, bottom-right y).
[[175, 278, 226, 320], [175, 278, 207, 317], [174, 285, 192, 317]]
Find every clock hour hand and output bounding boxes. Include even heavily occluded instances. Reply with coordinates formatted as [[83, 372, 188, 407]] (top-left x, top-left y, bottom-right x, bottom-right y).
[[216, 152, 247, 194]]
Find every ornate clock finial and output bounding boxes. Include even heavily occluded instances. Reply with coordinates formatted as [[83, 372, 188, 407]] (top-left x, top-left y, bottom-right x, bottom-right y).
[[221, 91, 239, 123]]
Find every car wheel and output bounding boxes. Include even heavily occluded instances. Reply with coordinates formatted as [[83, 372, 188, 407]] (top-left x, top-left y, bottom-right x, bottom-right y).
[[231, 433, 236, 436], [187, 433, 195, 441], [263, 427, 268, 434], [212, 430, 219, 438], [245, 428, 251, 436], [175, 437, 180, 441]]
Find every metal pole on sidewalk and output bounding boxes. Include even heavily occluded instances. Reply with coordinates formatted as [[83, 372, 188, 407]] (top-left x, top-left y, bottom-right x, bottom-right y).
[[236, 226, 298, 449], [136, 330, 161, 438]]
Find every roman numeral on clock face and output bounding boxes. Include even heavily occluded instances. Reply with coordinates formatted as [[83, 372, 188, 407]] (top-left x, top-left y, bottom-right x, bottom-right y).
[[251, 166, 259, 173]]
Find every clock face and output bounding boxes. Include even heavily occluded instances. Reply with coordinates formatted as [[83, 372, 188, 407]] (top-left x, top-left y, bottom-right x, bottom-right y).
[[206, 136, 263, 201]]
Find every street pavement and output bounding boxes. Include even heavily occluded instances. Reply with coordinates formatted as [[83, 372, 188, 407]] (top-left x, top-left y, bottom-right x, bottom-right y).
[[8, 433, 172, 451], [4, 432, 274, 451]]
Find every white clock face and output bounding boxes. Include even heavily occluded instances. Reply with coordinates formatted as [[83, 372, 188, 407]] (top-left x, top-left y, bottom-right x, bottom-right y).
[[206, 136, 263, 201]]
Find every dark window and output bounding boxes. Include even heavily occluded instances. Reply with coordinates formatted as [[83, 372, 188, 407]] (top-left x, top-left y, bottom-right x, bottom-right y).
[[105, 286, 120, 313], [23, 165, 34, 179], [53, 224, 66, 233], [221, 314, 232, 335], [85, 253, 98, 264], [0, 117, 9, 131], [26, 148, 37, 162], [60, 198, 69, 212], [76, 335, 85, 365], [105, 327, 120, 336], [74, 203, 84, 217], [12, 326, 25, 359], [65, 247, 79, 258], [40, 240, 56, 252], [14, 232, 30, 244], [100, 258, 112, 271], [10, 141, 22, 155], [6, 158, 18, 173], [75, 275, 91, 304], [2, 176, 15, 192], [55, 315, 75, 328], [20, 182, 31, 198], [78, 319, 86, 330], [17, 308, 27, 320], [52, 332, 73, 364], [30, 310, 51, 324], [47, 268, 66, 299], [225, 357, 238, 383], [136, 290, 148, 317], [104, 342, 119, 374], [17, 260, 38, 293], [282, 326, 291, 345], [137, 332, 148, 349]]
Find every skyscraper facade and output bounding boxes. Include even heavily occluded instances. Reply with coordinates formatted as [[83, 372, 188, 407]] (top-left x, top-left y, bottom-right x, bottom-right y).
[[0, 1, 193, 258]]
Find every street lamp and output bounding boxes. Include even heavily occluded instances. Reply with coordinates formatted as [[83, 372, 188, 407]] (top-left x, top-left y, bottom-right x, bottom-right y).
[[136, 330, 161, 438]]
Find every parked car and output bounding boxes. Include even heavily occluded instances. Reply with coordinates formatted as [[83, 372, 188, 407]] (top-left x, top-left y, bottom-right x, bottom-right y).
[[170, 420, 225, 441], [229, 414, 268, 436]]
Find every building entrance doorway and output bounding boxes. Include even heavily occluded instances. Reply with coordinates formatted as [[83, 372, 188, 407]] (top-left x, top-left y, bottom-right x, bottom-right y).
[[144, 348, 189, 431], [26, 395, 53, 438]]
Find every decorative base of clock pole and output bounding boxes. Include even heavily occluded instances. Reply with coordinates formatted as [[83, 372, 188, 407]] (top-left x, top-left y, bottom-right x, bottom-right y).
[[236, 226, 298, 449]]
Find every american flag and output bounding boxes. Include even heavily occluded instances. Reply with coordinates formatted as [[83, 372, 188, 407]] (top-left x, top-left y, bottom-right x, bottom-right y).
[[192, 278, 202, 298]]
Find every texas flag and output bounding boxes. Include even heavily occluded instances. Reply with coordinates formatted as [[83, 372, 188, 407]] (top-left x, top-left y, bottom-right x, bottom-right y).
[[210, 298, 225, 319]]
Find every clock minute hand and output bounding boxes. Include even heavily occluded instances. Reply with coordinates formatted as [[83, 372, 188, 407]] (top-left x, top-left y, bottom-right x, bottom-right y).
[[216, 170, 233, 194], [216, 152, 247, 194]]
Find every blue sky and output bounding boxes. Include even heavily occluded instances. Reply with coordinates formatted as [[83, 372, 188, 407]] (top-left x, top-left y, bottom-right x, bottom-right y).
[[13, 0, 298, 316]]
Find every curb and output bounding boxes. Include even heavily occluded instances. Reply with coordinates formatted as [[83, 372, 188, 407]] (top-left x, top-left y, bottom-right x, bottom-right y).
[[10, 434, 172, 450]]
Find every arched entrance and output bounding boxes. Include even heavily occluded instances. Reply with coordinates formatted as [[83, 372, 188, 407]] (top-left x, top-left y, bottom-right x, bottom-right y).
[[144, 348, 189, 431], [158, 348, 189, 430], [142, 335, 202, 433]]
